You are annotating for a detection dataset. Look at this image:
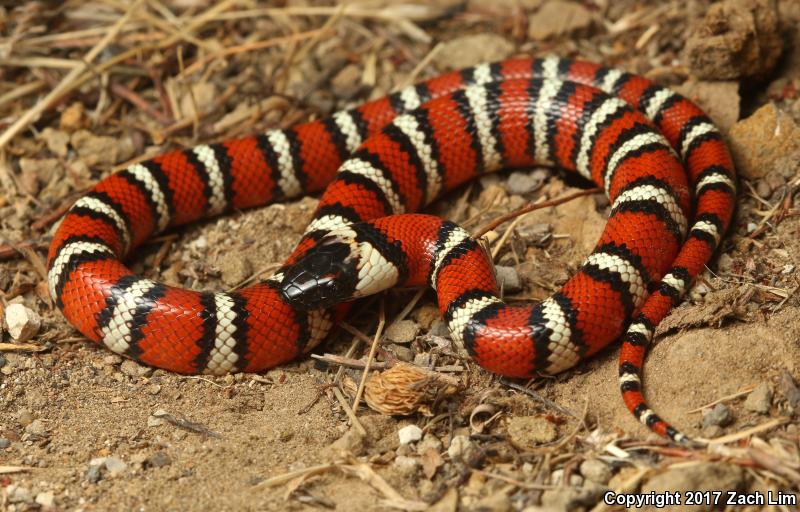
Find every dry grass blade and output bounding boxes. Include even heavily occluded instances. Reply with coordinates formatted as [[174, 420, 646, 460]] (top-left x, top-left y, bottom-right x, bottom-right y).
[[151, 409, 222, 438], [704, 417, 791, 445], [341, 462, 428, 511], [687, 385, 756, 413], [352, 300, 386, 413], [257, 463, 339, 488], [0, 466, 34, 474], [311, 353, 389, 370], [472, 188, 602, 240], [748, 444, 800, 482], [332, 385, 367, 437], [256, 461, 427, 510], [181, 28, 333, 77], [0, 0, 145, 150], [0, 80, 46, 110], [471, 468, 556, 490], [0, 342, 47, 352]]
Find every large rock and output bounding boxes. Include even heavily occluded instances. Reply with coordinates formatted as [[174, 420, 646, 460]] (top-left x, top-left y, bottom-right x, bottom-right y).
[[527, 1, 595, 41], [434, 34, 514, 70], [684, 0, 782, 80], [728, 103, 800, 179], [675, 80, 740, 132]]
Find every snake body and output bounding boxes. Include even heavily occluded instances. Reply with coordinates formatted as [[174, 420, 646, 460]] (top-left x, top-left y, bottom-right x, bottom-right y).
[[47, 56, 736, 443]]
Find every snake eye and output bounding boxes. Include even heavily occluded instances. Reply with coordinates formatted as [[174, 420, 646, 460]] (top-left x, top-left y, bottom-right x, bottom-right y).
[[279, 240, 359, 310]]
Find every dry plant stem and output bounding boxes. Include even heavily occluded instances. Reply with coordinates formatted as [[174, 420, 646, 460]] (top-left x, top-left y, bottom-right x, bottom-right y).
[[0, 0, 238, 154], [32, 194, 82, 231], [341, 461, 428, 511], [388, 288, 426, 326], [704, 417, 791, 445], [311, 353, 389, 370], [340, 322, 374, 345], [0, 466, 34, 474], [257, 463, 339, 488], [332, 385, 367, 437], [0, 343, 47, 352], [181, 28, 333, 76], [334, 337, 364, 383], [0, 80, 45, 109], [111, 82, 173, 125], [687, 385, 756, 414], [502, 379, 579, 419], [0, 240, 49, 261], [0, 0, 144, 151], [396, 42, 443, 90], [352, 300, 386, 414], [471, 468, 556, 490], [293, 4, 345, 63], [472, 187, 602, 240], [215, 5, 440, 22], [19, 246, 48, 280], [491, 212, 526, 261]]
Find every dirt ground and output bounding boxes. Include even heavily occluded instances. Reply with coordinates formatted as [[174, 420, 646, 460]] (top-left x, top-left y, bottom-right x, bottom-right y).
[[1, 0, 800, 511]]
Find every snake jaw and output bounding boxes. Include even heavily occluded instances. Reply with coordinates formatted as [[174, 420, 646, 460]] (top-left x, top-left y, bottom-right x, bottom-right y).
[[279, 234, 360, 311]]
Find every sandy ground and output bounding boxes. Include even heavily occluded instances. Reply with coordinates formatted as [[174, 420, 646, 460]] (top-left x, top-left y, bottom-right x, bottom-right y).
[[1, 0, 800, 510]]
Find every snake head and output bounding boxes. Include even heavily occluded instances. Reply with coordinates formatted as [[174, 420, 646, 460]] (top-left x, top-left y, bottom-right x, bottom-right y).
[[279, 234, 359, 311]]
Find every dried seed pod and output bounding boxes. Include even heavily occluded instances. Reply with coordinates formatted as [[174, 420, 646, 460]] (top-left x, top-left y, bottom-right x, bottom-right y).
[[364, 363, 459, 416]]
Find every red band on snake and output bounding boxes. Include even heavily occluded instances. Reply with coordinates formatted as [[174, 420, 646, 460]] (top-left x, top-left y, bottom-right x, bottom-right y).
[[47, 56, 736, 445]]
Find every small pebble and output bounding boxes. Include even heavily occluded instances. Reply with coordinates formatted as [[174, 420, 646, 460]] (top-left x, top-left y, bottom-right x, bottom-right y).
[[717, 253, 734, 272], [25, 419, 48, 436], [0, 438, 11, 448], [429, 320, 451, 338], [328, 428, 366, 457], [120, 359, 151, 377], [495, 265, 522, 294], [103, 456, 128, 477], [331, 64, 364, 100], [86, 464, 103, 483], [7, 484, 33, 504], [35, 491, 55, 507], [416, 434, 443, 455], [447, 434, 476, 462], [778, 371, 800, 412], [755, 179, 772, 198], [702, 425, 724, 438], [413, 353, 431, 367], [147, 414, 166, 427], [5, 303, 41, 342], [580, 458, 612, 484], [552, 468, 583, 486], [385, 320, 419, 344], [744, 382, 773, 413], [390, 344, 414, 362], [506, 170, 544, 195], [16, 409, 34, 427], [528, 0, 594, 41], [702, 403, 733, 427], [506, 415, 558, 447], [393, 455, 419, 476], [398, 424, 423, 445], [218, 255, 253, 287], [593, 193, 610, 209], [103, 354, 122, 366], [145, 452, 172, 468]]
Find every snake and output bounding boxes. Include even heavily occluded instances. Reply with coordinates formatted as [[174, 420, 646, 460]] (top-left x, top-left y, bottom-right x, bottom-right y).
[[47, 56, 736, 444]]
